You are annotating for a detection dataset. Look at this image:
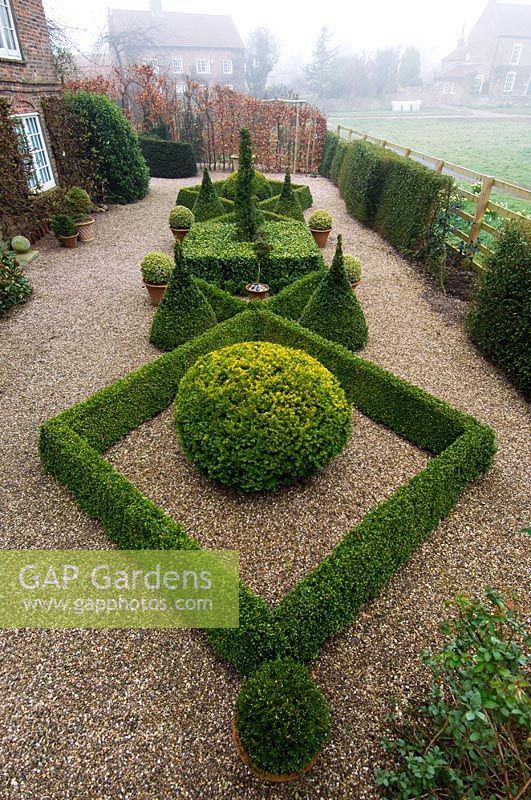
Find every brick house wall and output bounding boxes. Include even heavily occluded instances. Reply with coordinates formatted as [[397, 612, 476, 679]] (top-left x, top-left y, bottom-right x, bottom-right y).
[[139, 46, 246, 91]]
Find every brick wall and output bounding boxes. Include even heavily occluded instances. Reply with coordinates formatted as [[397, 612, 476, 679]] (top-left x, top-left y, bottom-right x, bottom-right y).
[[129, 47, 246, 92]]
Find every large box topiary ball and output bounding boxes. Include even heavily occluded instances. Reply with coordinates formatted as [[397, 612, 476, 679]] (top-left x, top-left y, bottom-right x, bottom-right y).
[[173, 341, 351, 492]]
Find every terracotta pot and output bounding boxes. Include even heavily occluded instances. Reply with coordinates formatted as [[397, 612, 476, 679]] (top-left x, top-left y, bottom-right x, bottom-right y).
[[245, 282, 269, 300], [170, 227, 189, 243], [76, 219, 95, 242], [143, 281, 167, 306], [58, 233, 78, 249], [309, 228, 331, 249], [232, 719, 320, 783], [350, 280, 360, 290]]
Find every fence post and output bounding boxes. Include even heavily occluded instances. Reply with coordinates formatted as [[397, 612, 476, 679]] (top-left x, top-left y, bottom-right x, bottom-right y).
[[336, 124, 341, 138], [468, 176, 494, 249], [348, 128, 353, 140], [404, 147, 411, 158], [435, 159, 445, 173]]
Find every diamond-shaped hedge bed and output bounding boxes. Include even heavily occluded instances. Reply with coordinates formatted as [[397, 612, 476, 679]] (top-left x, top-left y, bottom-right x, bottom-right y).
[[40, 306, 495, 678]]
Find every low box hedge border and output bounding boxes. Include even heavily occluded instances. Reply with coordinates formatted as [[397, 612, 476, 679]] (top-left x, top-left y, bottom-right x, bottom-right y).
[[176, 179, 313, 216], [39, 306, 495, 681]]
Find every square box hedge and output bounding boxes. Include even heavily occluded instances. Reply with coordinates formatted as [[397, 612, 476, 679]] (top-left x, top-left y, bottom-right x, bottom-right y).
[[176, 179, 313, 215], [183, 220, 324, 294], [39, 308, 495, 677]]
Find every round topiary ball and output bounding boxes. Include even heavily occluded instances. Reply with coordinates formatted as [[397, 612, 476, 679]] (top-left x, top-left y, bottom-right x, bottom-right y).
[[140, 251, 174, 285], [173, 341, 351, 492], [221, 170, 272, 201], [235, 659, 331, 776], [11, 235, 31, 254]]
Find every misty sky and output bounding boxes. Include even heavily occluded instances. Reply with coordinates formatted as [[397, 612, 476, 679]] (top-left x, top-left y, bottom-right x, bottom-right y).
[[42, 0, 531, 75]]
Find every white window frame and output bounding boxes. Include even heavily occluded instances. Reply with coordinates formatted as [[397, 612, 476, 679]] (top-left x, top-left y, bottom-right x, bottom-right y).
[[526, 74, 531, 96], [196, 59, 211, 74], [510, 43, 523, 66], [503, 71, 516, 93], [222, 59, 233, 75], [442, 81, 449, 94], [0, 0, 22, 60], [142, 57, 160, 75], [172, 58, 183, 74], [225, 84, 233, 90], [176, 83, 185, 94], [472, 73, 485, 94], [450, 83, 456, 95], [13, 113, 55, 192]]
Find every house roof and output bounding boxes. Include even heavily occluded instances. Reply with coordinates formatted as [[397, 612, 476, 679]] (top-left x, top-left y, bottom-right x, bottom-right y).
[[468, 1, 531, 43], [108, 10, 245, 50]]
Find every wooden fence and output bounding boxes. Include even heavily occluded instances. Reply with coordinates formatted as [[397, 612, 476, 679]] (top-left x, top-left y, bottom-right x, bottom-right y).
[[335, 124, 531, 269]]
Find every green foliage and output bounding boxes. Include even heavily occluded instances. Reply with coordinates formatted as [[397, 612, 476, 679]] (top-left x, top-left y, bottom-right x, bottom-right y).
[[139, 138, 197, 179], [0, 98, 37, 239], [260, 182, 313, 213], [140, 251, 173, 285], [467, 220, 531, 399], [265, 270, 326, 320], [375, 590, 531, 799], [274, 171, 305, 221], [319, 131, 338, 177], [337, 140, 388, 224], [169, 205, 194, 230], [192, 278, 247, 321], [64, 187, 92, 221], [65, 91, 149, 204], [221, 169, 272, 201], [50, 214, 77, 237], [236, 659, 331, 775], [0, 250, 32, 312], [308, 209, 332, 230], [330, 137, 348, 184], [234, 129, 264, 242], [10, 236, 31, 254], [183, 220, 324, 294], [304, 26, 339, 98], [299, 235, 368, 351], [343, 254, 362, 283], [150, 244, 217, 350], [173, 341, 351, 492], [192, 168, 226, 222]]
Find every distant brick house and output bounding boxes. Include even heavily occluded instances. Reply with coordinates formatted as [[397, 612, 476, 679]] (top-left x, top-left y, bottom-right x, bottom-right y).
[[0, 0, 60, 191], [435, 0, 531, 104], [106, 0, 246, 93]]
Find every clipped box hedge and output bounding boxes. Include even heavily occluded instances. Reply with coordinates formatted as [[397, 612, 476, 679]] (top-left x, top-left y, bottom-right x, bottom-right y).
[[183, 220, 324, 294], [40, 305, 495, 681], [176, 178, 313, 217], [139, 138, 197, 179]]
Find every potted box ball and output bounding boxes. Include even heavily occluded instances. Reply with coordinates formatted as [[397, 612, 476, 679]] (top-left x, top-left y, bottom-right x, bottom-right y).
[[65, 187, 95, 242], [50, 214, 79, 249], [140, 251, 174, 305], [168, 205, 195, 242], [308, 209, 332, 249], [233, 659, 331, 782], [343, 254, 362, 288]]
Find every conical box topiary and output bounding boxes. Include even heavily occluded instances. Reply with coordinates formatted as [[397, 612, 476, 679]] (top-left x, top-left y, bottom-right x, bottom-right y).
[[275, 171, 305, 222], [150, 243, 217, 351], [235, 128, 263, 242], [193, 168, 225, 222], [299, 234, 368, 351]]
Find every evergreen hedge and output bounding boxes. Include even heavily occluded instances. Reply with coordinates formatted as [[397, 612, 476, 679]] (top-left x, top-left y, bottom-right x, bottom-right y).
[[467, 220, 531, 399], [192, 168, 226, 222], [140, 138, 197, 179], [274, 172, 305, 222]]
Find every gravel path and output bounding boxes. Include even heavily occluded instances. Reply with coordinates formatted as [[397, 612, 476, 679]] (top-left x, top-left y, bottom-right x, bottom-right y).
[[1, 174, 530, 800]]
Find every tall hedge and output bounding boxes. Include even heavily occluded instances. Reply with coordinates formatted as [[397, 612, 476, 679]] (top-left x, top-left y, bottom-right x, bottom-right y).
[[65, 91, 149, 204], [467, 220, 531, 399], [140, 138, 197, 179]]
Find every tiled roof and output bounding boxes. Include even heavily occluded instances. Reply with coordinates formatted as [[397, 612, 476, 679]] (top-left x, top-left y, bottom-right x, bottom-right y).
[[108, 10, 245, 50]]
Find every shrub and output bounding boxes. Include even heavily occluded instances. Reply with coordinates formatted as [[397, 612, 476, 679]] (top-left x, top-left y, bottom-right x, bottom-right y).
[[169, 205, 194, 230], [173, 341, 351, 492], [319, 130, 338, 177], [235, 659, 331, 775], [221, 169, 271, 201], [299, 234, 368, 351], [183, 220, 324, 294], [140, 251, 173, 285], [50, 215, 77, 238], [274, 171, 305, 222], [330, 137, 348, 184], [467, 220, 531, 399], [150, 244, 217, 350], [343, 254, 362, 283], [65, 91, 149, 204], [265, 270, 326, 320], [338, 140, 389, 224], [10, 236, 31, 254], [139, 138, 197, 179], [0, 250, 32, 312], [234, 128, 263, 242], [375, 590, 531, 799], [193, 168, 226, 222], [64, 187, 92, 221], [308, 209, 332, 230]]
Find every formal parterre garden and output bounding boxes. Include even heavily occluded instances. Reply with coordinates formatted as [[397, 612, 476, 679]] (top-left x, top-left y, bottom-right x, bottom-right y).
[[3, 93, 530, 796]]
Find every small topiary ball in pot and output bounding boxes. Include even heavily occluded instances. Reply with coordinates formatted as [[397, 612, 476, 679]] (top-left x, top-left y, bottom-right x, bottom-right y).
[[235, 658, 331, 776], [173, 341, 351, 492], [308, 209, 332, 231], [343, 254, 362, 284], [140, 251, 174, 285], [169, 204, 195, 230]]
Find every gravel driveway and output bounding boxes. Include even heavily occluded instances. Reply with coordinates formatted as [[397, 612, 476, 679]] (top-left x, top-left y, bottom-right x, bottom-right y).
[[0, 174, 529, 800]]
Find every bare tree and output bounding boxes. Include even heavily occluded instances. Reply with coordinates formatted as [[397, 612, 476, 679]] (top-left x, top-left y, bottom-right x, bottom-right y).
[[245, 27, 280, 98]]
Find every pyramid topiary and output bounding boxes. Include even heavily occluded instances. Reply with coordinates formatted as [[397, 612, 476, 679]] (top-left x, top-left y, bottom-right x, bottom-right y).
[[234, 128, 263, 242], [275, 171, 305, 222], [193, 168, 225, 222], [150, 243, 217, 351], [298, 234, 368, 351]]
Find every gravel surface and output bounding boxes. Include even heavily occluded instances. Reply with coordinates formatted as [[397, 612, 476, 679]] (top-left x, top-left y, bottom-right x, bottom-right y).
[[1, 174, 530, 800]]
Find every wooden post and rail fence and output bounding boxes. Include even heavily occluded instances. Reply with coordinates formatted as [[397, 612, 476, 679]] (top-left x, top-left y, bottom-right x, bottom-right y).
[[335, 124, 531, 270]]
